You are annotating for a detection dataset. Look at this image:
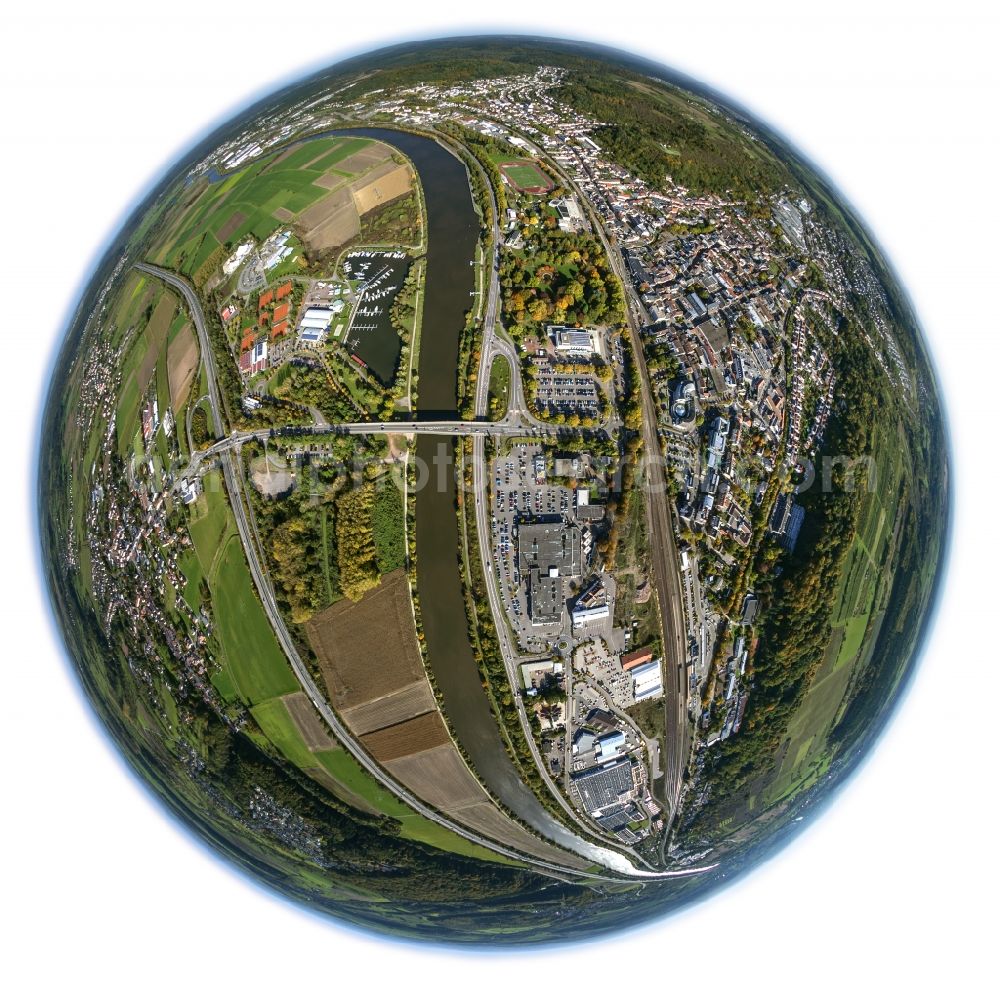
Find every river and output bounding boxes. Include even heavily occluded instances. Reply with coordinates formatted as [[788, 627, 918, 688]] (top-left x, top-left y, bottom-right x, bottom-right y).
[[333, 128, 627, 862]]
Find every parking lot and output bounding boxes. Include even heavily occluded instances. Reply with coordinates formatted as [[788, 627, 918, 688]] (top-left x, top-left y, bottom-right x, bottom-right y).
[[573, 637, 638, 709], [490, 443, 573, 645], [533, 368, 602, 417]]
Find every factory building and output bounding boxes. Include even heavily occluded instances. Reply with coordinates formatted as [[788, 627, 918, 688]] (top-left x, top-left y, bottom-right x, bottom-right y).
[[596, 731, 627, 760], [573, 758, 636, 815], [631, 661, 664, 702], [518, 520, 582, 627]]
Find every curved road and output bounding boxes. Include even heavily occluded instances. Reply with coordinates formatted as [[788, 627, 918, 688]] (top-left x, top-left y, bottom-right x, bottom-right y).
[[136, 261, 710, 881]]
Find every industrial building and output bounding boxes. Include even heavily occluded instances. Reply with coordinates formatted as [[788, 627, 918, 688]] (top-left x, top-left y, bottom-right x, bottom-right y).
[[595, 731, 627, 760], [518, 520, 582, 626], [573, 757, 636, 815], [630, 661, 664, 702]]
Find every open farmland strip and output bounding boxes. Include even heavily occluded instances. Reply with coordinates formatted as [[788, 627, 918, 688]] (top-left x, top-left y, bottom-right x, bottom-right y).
[[340, 680, 438, 735]]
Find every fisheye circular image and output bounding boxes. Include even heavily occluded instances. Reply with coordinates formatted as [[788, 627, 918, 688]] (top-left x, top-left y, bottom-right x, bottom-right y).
[[39, 36, 948, 945]]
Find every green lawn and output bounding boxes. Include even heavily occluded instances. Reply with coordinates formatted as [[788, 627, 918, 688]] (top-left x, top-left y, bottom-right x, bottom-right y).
[[251, 697, 315, 770], [488, 355, 511, 419], [114, 376, 140, 459], [210, 535, 299, 704], [188, 471, 230, 573]]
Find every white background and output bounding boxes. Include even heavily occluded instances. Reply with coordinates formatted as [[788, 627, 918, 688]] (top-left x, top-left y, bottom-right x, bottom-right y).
[[2, 1, 996, 979]]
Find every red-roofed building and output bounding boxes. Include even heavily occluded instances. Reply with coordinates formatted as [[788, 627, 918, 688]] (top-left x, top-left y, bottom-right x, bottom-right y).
[[276, 282, 292, 300], [273, 301, 290, 322], [620, 647, 653, 672], [271, 320, 288, 339], [239, 339, 268, 375], [258, 290, 274, 309], [220, 304, 237, 322]]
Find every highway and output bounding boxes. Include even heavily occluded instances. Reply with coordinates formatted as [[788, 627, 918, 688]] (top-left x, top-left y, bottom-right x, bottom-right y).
[[135, 262, 652, 880]]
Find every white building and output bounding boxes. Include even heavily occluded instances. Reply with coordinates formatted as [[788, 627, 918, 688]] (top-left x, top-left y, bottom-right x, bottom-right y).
[[571, 604, 610, 628], [631, 661, 664, 702], [552, 328, 595, 355], [222, 242, 254, 276], [596, 731, 627, 760], [298, 306, 334, 345]]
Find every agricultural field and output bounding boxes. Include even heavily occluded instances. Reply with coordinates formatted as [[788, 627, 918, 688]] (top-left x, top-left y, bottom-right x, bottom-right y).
[[210, 535, 300, 704], [306, 568, 426, 712], [171, 455, 522, 867], [114, 289, 175, 457], [146, 135, 413, 281], [311, 747, 518, 864]]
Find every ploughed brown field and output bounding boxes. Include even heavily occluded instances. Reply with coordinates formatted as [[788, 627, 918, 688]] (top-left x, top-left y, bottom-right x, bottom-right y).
[[339, 680, 437, 735], [351, 162, 412, 215], [306, 569, 424, 709], [360, 711, 450, 760], [305, 571, 586, 869], [216, 209, 247, 244], [166, 321, 198, 413], [312, 171, 344, 191], [335, 143, 392, 175], [297, 186, 360, 251], [137, 293, 177, 395]]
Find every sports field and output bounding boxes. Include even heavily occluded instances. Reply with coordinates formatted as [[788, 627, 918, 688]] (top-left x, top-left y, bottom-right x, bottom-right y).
[[499, 159, 553, 194]]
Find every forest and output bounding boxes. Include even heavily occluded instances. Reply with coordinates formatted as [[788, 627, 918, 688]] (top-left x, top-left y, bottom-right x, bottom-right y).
[[500, 223, 625, 332], [554, 72, 786, 199]]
